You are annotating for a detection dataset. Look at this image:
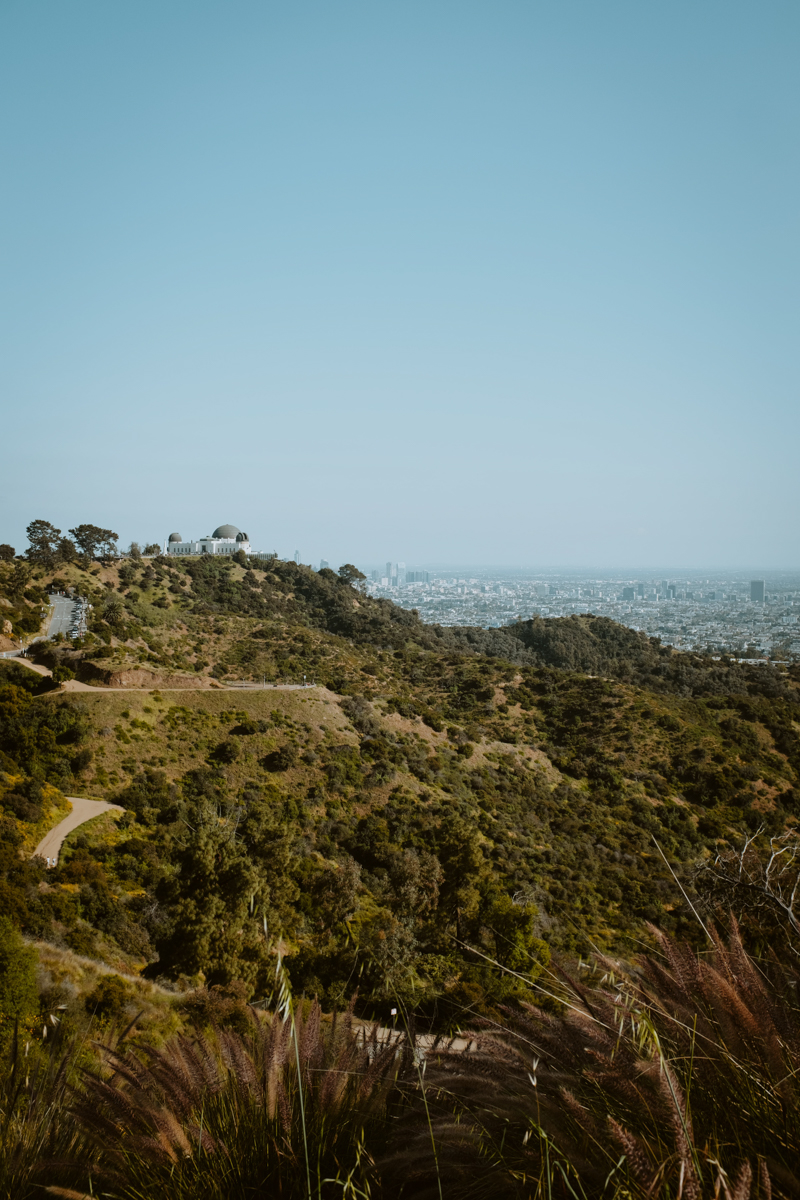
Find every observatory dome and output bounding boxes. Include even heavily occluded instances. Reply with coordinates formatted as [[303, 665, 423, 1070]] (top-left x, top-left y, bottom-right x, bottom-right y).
[[212, 524, 240, 539], [236, 531, 249, 542], [168, 532, 182, 543]]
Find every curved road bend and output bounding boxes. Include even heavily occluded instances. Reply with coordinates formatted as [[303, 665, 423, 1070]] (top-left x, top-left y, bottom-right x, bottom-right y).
[[34, 797, 123, 868]]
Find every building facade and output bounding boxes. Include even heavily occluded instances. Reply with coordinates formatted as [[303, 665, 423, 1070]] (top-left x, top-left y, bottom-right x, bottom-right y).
[[165, 524, 251, 557]]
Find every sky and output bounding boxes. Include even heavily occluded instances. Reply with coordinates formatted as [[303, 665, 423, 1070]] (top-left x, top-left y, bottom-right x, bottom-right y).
[[1, 0, 798, 569]]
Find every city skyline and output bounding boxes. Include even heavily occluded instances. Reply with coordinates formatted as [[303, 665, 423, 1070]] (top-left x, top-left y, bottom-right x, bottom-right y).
[[364, 566, 800, 661]]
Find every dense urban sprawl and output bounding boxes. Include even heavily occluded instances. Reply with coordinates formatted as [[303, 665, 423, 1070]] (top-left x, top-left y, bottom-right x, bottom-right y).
[[364, 566, 800, 660]]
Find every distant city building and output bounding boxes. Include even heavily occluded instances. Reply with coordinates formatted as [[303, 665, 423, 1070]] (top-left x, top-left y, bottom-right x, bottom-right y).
[[294, 550, 300, 564], [751, 580, 766, 602], [165, 524, 251, 557], [320, 559, 330, 571], [365, 569, 799, 660], [384, 560, 407, 586]]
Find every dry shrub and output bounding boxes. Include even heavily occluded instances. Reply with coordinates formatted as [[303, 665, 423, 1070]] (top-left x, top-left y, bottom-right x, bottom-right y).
[[181, 980, 253, 1035]]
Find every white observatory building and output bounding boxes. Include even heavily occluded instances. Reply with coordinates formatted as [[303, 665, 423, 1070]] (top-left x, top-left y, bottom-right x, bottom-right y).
[[164, 524, 252, 557]]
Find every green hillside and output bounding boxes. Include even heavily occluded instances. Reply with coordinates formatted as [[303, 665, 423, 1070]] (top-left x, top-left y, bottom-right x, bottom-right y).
[[1, 553, 798, 1024]]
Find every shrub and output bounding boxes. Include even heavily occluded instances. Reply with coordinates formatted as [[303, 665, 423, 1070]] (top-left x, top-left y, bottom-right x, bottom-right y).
[[71, 748, 93, 773], [3, 781, 43, 823], [231, 719, 259, 735], [263, 745, 297, 772], [0, 917, 38, 1022], [65, 924, 101, 958], [182, 980, 253, 1035], [84, 975, 131, 1021], [212, 739, 240, 764]]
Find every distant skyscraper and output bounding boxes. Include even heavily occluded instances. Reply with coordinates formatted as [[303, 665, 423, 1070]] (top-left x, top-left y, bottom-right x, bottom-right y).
[[622, 587, 635, 601], [319, 559, 329, 571], [294, 550, 300, 564], [636, 583, 644, 597], [750, 580, 765, 602]]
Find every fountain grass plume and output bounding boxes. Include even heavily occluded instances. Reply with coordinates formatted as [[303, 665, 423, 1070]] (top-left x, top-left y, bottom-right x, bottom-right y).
[[67, 986, 406, 1199]]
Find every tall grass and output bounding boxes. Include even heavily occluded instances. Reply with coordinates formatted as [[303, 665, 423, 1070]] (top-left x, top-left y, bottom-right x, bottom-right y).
[[9, 922, 800, 1198], [0, 1020, 84, 1200], [67, 995, 404, 1199], [388, 920, 800, 1198]]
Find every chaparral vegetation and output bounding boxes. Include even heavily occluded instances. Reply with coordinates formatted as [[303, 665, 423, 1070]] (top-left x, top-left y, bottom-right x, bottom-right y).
[[1, 533, 799, 1197]]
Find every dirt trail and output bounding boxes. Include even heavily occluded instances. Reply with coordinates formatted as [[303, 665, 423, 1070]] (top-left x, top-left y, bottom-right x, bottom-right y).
[[5, 656, 319, 693], [34, 797, 123, 866], [5, 657, 51, 677], [60, 679, 319, 693], [353, 1022, 478, 1054]]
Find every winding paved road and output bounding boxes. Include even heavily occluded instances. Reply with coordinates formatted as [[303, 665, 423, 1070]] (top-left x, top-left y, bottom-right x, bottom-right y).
[[34, 797, 123, 867]]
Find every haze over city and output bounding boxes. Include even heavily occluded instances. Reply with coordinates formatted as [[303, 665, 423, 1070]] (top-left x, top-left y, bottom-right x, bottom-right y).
[[360, 565, 800, 660]]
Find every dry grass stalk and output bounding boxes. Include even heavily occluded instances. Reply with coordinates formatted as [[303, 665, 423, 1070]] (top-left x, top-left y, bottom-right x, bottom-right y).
[[68, 996, 405, 1199], [383, 923, 799, 1199]]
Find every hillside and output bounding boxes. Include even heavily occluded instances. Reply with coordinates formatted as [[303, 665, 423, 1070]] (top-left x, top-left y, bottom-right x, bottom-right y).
[[4, 551, 792, 696], [1, 552, 799, 1024]]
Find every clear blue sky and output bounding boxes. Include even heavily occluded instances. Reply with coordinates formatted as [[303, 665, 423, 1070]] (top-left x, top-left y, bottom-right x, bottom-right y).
[[1, 0, 797, 568]]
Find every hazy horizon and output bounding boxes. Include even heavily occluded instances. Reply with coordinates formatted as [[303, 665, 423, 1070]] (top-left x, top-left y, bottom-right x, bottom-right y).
[[357, 566, 800, 578], [2, 1, 798, 567]]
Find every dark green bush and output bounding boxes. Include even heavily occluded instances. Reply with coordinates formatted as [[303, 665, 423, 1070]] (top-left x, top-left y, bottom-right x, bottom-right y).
[[0, 917, 37, 1022]]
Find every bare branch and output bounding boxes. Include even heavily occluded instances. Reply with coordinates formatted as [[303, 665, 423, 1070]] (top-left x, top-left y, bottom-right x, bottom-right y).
[[696, 829, 800, 946]]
